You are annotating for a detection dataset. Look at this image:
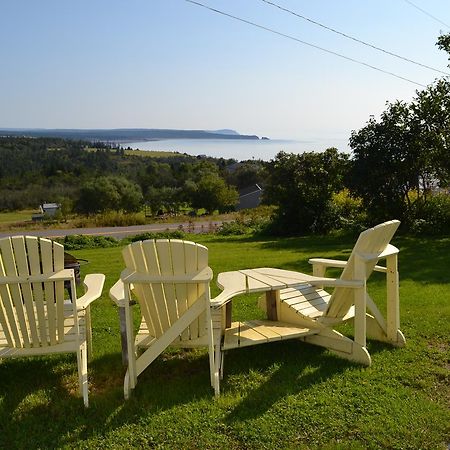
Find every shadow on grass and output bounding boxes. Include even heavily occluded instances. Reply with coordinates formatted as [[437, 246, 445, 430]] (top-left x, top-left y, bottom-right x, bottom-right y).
[[221, 340, 352, 423], [221, 336, 403, 424], [0, 336, 405, 448], [0, 349, 217, 448], [396, 236, 450, 284]]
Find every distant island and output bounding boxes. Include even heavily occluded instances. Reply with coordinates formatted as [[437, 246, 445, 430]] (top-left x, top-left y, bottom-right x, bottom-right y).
[[0, 128, 264, 142]]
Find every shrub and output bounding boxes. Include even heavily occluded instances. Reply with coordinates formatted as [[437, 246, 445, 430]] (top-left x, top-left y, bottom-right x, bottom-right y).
[[126, 230, 186, 243], [218, 206, 274, 236], [407, 192, 450, 235], [329, 189, 368, 233], [58, 234, 120, 250]]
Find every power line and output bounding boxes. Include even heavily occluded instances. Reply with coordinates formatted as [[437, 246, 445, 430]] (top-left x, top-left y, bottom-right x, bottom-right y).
[[184, 0, 427, 88], [261, 0, 449, 76], [403, 0, 450, 29]]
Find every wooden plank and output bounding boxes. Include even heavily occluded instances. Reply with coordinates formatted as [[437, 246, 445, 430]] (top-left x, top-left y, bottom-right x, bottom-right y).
[[52, 241, 66, 342], [239, 269, 287, 290], [172, 240, 189, 341], [26, 237, 48, 345], [12, 237, 40, 346], [0, 238, 20, 347], [265, 290, 278, 321], [40, 238, 58, 344], [154, 240, 174, 332], [136, 241, 162, 337], [1, 237, 29, 347], [223, 320, 315, 350], [195, 243, 208, 340]]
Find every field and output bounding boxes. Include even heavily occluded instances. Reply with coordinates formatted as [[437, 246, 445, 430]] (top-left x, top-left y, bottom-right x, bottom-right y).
[[0, 209, 36, 224], [0, 233, 448, 449]]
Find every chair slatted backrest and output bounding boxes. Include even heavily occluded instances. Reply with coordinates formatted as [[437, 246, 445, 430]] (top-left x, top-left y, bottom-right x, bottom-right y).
[[325, 220, 400, 319], [0, 236, 69, 348], [122, 239, 209, 342]]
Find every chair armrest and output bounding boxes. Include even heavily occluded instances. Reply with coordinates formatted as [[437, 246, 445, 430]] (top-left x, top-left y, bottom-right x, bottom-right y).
[[310, 257, 387, 273], [109, 279, 127, 307], [120, 266, 213, 284], [76, 273, 105, 310], [308, 258, 347, 269]]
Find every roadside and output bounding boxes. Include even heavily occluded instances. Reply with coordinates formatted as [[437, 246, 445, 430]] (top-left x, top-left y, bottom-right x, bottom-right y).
[[0, 220, 224, 240]]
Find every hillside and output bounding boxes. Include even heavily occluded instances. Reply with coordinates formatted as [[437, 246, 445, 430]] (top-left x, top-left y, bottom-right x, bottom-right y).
[[0, 128, 260, 142]]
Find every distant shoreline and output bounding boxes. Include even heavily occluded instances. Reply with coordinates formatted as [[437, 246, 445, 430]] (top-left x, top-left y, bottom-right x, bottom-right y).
[[0, 128, 263, 142]]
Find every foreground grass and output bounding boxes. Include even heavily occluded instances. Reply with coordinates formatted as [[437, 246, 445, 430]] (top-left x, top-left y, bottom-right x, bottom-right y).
[[0, 234, 448, 449]]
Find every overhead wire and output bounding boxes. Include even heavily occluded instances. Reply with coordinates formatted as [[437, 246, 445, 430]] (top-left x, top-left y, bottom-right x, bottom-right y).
[[402, 0, 450, 29], [184, 0, 427, 88], [260, 0, 449, 76]]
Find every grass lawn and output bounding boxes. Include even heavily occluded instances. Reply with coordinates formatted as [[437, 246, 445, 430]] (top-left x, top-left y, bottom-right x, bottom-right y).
[[0, 209, 35, 224], [0, 233, 448, 449]]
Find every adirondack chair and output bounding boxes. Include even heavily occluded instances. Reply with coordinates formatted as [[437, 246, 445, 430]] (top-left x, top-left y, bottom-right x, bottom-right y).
[[211, 220, 405, 392], [276, 219, 406, 364], [109, 239, 217, 399], [0, 236, 105, 407]]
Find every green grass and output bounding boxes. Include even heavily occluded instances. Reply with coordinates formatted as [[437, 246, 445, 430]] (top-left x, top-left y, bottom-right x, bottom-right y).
[[0, 234, 449, 449], [0, 209, 35, 224]]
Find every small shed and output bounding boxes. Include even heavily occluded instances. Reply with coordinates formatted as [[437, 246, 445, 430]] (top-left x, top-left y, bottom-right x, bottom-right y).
[[236, 184, 263, 210], [40, 203, 60, 217]]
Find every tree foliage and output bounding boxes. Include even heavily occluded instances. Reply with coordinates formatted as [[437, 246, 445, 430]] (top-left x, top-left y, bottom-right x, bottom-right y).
[[264, 149, 349, 234], [349, 80, 450, 223]]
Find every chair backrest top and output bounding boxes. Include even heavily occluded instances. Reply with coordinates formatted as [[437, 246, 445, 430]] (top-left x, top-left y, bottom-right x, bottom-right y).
[[325, 220, 400, 319], [121, 239, 210, 341], [0, 235, 73, 349]]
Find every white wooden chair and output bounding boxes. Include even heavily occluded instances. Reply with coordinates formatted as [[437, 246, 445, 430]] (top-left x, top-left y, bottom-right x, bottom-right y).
[[109, 239, 217, 399], [211, 220, 406, 392], [0, 236, 105, 407]]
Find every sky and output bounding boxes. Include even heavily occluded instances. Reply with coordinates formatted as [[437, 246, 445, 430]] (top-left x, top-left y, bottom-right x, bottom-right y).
[[1, 0, 449, 146]]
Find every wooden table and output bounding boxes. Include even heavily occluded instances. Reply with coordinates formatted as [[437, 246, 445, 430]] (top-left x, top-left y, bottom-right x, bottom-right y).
[[211, 267, 342, 350]]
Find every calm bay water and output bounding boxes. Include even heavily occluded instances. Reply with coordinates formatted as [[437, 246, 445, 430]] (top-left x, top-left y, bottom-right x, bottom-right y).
[[124, 137, 350, 161]]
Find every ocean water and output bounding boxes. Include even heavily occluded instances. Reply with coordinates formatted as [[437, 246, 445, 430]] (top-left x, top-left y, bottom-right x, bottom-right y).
[[124, 137, 350, 161]]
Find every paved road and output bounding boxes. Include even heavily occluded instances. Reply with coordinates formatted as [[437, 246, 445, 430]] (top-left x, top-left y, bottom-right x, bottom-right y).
[[0, 220, 223, 240]]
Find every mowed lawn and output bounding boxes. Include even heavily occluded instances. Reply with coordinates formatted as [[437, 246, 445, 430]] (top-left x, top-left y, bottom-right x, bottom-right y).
[[0, 233, 448, 449]]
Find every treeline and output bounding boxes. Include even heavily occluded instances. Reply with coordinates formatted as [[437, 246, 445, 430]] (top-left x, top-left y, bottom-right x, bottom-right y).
[[0, 137, 265, 215]]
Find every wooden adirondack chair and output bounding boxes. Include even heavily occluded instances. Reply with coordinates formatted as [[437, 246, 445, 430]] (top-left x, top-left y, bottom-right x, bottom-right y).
[[0, 236, 105, 407], [275, 219, 406, 365], [109, 239, 217, 399], [211, 220, 405, 392]]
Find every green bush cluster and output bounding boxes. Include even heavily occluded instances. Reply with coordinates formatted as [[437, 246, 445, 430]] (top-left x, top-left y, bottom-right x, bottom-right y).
[[406, 192, 450, 235], [58, 234, 120, 250], [217, 206, 274, 236], [126, 230, 186, 243]]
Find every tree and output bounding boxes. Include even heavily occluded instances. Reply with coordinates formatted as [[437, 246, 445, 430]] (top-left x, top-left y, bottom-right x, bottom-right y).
[[77, 176, 142, 214], [186, 174, 238, 214], [264, 149, 349, 234], [349, 81, 450, 223]]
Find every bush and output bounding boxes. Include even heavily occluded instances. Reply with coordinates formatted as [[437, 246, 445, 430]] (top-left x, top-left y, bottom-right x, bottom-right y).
[[218, 206, 274, 236], [407, 192, 450, 235], [329, 189, 368, 233], [126, 230, 186, 243], [58, 234, 120, 250], [73, 211, 147, 228]]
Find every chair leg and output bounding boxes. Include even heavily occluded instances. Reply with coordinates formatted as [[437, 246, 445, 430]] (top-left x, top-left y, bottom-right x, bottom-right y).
[[124, 370, 131, 400], [301, 328, 372, 366], [77, 342, 89, 407], [220, 351, 224, 380], [85, 306, 93, 361], [213, 344, 222, 397]]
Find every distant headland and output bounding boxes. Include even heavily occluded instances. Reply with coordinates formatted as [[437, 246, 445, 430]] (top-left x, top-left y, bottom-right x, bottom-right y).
[[0, 128, 265, 142]]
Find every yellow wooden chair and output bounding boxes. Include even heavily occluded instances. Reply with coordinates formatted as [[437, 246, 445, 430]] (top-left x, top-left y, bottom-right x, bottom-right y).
[[211, 220, 406, 392], [0, 236, 105, 407], [275, 219, 406, 363], [109, 239, 217, 399]]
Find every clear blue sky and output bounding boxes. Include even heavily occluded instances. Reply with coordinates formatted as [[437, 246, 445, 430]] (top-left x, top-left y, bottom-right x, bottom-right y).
[[1, 0, 449, 144]]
